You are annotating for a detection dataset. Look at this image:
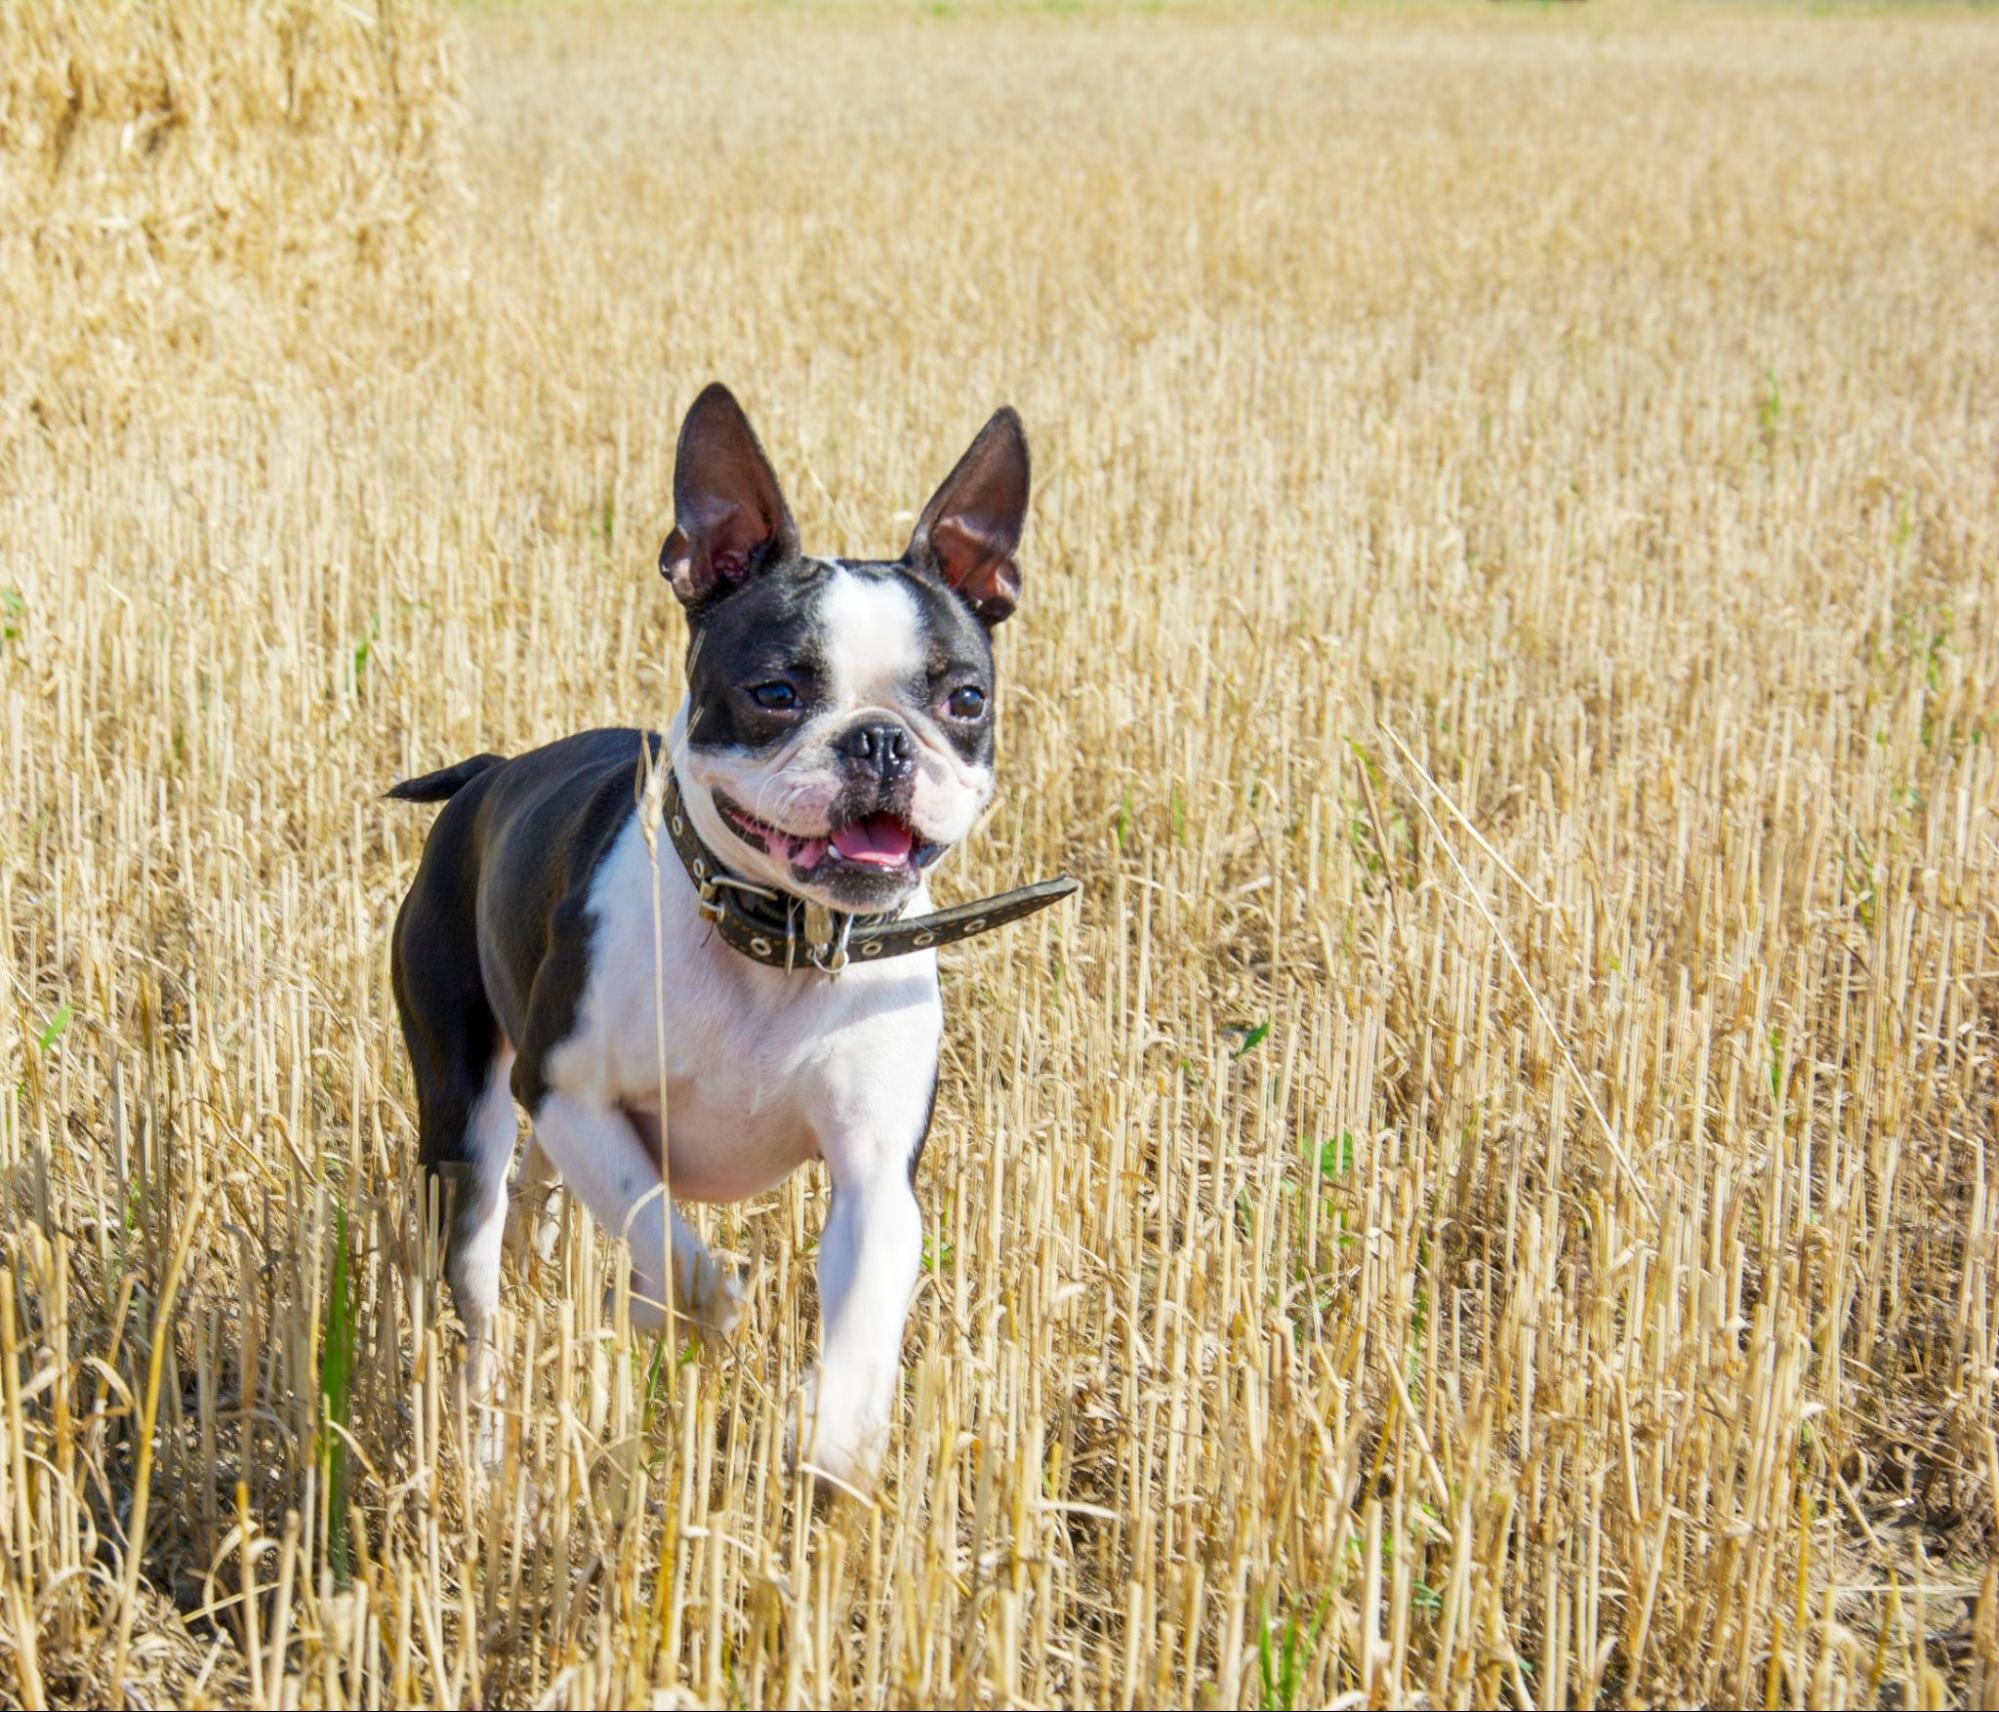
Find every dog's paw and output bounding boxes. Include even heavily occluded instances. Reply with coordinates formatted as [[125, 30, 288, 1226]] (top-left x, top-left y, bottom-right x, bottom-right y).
[[688, 1262, 747, 1341], [503, 1182, 565, 1269], [620, 1260, 746, 1342], [788, 1368, 885, 1500], [469, 1402, 507, 1480], [453, 1342, 508, 1481], [529, 1196, 564, 1266]]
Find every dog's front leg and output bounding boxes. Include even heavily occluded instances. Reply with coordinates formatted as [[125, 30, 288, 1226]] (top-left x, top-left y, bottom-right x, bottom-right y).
[[797, 1141, 924, 1495], [529, 1092, 745, 1339]]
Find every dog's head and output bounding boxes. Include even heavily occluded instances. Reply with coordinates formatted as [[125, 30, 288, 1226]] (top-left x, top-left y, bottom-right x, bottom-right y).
[[660, 384, 1029, 915]]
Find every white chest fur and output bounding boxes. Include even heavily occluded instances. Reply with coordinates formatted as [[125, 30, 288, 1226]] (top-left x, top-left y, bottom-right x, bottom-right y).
[[542, 814, 945, 1202]]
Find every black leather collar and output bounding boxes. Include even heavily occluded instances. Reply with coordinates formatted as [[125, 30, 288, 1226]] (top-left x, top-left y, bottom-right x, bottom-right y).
[[662, 771, 1078, 974]]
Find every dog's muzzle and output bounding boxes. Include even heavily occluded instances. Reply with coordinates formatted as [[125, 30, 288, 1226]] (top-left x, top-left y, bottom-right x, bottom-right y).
[[664, 770, 1076, 974]]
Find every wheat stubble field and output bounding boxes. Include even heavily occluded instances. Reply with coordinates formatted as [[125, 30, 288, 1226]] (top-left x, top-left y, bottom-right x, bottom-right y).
[[3, 0, 1998, 1706]]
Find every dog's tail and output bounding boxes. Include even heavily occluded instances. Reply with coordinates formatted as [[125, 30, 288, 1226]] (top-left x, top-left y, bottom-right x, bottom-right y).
[[384, 754, 506, 803]]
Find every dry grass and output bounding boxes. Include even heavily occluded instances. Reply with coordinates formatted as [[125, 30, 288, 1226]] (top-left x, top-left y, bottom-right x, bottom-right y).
[[0, 0, 459, 440], [3, 0, 1998, 1705]]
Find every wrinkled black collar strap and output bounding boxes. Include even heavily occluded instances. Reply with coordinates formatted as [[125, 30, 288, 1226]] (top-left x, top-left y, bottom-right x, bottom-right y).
[[662, 771, 1078, 974]]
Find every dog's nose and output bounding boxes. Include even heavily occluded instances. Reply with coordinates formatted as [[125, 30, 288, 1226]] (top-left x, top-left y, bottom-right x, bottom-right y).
[[838, 721, 914, 782]]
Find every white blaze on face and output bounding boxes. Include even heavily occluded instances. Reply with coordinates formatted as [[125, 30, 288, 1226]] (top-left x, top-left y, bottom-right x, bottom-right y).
[[816, 566, 924, 709], [818, 567, 992, 848]]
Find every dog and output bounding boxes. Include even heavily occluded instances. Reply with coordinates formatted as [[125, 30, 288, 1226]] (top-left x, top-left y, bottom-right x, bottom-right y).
[[387, 384, 1068, 1491]]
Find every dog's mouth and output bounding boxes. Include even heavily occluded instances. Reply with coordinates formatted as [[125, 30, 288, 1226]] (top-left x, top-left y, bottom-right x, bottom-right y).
[[715, 794, 938, 879]]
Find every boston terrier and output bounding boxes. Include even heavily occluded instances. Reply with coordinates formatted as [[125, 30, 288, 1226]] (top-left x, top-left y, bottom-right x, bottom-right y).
[[387, 384, 1072, 1491]]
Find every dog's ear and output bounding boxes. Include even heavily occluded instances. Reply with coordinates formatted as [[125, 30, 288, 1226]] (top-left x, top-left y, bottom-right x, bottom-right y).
[[906, 407, 1030, 626], [660, 383, 800, 606]]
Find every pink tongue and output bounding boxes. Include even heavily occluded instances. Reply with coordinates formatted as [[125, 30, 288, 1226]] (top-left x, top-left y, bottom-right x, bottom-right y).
[[831, 813, 915, 867]]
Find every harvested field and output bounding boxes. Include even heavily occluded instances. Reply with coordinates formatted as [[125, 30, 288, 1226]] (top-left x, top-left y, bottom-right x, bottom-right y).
[[2, 1, 1996, 1705]]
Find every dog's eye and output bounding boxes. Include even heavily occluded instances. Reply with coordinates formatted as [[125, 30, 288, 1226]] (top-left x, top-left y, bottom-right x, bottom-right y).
[[749, 681, 798, 711], [946, 685, 987, 719]]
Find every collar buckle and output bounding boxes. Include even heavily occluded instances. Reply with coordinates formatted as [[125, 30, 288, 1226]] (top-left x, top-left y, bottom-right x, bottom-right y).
[[803, 901, 853, 973]]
